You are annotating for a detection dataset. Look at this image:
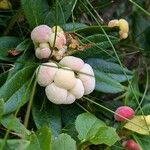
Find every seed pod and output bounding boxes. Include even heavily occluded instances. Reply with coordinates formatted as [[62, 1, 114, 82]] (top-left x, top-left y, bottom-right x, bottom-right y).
[[78, 64, 95, 95], [114, 106, 135, 122], [45, 83, 67, 104], [49, 32, 66, 49], [59, 56, 84, 71], [31, 25, 52, 43], [35, 47, 51, 59], [70, 79, 84, 99], [36, 62, 58, 87], [54, 67, 76, 90]]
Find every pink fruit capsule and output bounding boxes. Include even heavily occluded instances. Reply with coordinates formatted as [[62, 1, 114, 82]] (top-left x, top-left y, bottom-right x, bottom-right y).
[[114, 106, 135, 122]]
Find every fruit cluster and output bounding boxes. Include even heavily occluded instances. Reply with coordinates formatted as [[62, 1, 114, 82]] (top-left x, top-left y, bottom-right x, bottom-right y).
[[31, 25, 67, 60], [108, 19, 129, 39], [36, 56, 95, 104]]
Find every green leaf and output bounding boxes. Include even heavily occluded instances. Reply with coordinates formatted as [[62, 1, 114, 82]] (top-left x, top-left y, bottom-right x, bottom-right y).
[[75, 26, 119, 36], [32, 87, 62, 138], [21, 0, 48, 28], [0, 71, 8, 88], [3, 81, 32, 115], [21, 0, 76, 28], [75, 113, 106, 140], [1, 114, 30, 136], [81, 34, 119, 44], [61, 103, 84, 126], [0, 139, 30, 150], [7, 49, 35, 79], [45, 0, 76, 26], [132, 134, 150, 150], [90, 127, 120, 146], [0, 99, 4, 119], [52, 133, 76, 150], [27, 127, 51, 150], [0, 36, 21, 58], [75, 113, 119, 147], [62, 23, 88, 32], [0, 65, 36, 101], [138, 104, 150, 115], [95, 70, 125, 93], [124, 72, 139, 109], [16, 39, 32, 52], [84, 58, 132, 93]]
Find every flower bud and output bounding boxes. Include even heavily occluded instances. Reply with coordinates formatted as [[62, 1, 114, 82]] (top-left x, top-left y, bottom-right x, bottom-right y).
[[114, 106, 135, 122]]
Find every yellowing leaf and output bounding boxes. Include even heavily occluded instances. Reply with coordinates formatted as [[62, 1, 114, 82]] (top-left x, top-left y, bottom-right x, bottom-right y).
[[0, 0, 12, 9], [124, 115, 150, 135]]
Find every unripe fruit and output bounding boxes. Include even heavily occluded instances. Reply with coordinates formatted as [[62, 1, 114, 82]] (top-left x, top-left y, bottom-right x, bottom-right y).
[[118, 19, 129, 33], [70, 79, 84, 99], [59, 56, 84, 71], [78, 64, 95, 95], [54, 67, 76, 90], [36, 62, 58, 87], [108, 19, 119, 27], [45, 83, 67, 104], [49, 32, 66, 49], [114, 106, 135, 122], [119, 31, 128, 39], [31, 25, 52, 43], [65, 92, 76, 104], [39, 43, 50, 49], [122, 140, 140, 150], [52, 26, 64, 33], [35, 47, 51, 59]]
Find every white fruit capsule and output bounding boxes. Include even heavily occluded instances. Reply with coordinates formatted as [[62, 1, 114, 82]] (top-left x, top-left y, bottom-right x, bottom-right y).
[[49, 32, 66, 49], [54, 67, 76, 90], [31, 25, 52, 43], [36, 62, 58, 87], [65, 92, 76, 104], [35, 47, 51, 59], [70, 79, 84, 99], [39, 43, 50, 49], [45, 83, 67, 104], [78, 64, 95, 95], [52, 26, 64, 33], [59, 56, 84, 71]]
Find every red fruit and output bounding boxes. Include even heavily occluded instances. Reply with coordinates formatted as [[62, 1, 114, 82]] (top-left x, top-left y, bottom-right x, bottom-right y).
[[123, 140, 140, 150], [114, 106, 135, 122]]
